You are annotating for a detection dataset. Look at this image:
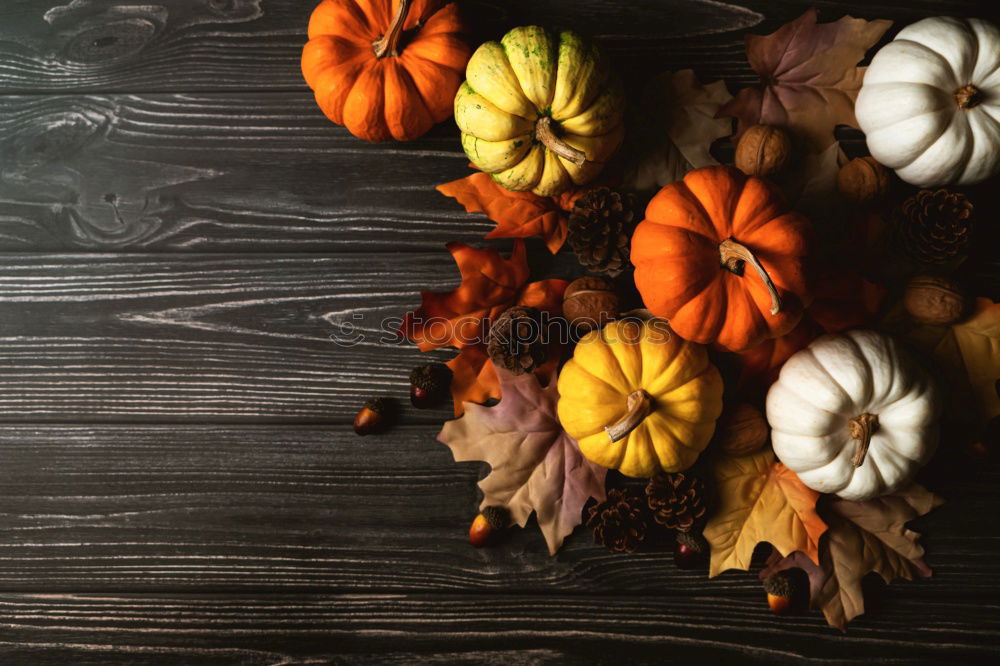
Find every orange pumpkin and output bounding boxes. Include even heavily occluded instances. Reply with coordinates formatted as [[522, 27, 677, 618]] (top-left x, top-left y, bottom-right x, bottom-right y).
[[302, 0, 470, 142], [631, 165, 812, 351]]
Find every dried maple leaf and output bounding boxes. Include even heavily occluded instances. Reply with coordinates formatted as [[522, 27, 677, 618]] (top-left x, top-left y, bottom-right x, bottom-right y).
[[622, 69, 733, 193], [881, 297, 1000, 429], [703, 449, 827, 577], [951, 298, 1000, 422], [438, 172, 582, 254], [761, 484, 943, 630], [718, 9, 891, 151], [401, 241, 568, 415], [439, 367, 607, 555]]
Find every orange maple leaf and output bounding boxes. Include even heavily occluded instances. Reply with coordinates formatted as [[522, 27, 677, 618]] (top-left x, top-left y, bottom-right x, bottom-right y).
[[704, 449, 828, 577], [437, 172, 583, 254], [401, 241, 568, 415]]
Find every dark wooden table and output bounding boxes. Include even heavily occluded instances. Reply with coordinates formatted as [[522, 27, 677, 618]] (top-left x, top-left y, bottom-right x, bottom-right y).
[[0, 1, 997, 663]]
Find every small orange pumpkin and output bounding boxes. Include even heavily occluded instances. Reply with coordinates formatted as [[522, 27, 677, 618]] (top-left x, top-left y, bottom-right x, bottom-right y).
[[302, 0, 470, 142], [631, 165, 812, 351]]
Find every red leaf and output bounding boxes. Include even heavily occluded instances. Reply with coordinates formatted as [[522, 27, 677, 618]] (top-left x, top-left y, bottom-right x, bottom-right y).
[[401, 241, 567, 415]]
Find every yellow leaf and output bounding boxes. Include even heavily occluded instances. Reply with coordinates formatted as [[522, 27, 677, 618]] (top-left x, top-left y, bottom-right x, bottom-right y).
[[948, 298, 1000, 422], [704, 449, 827, 577]]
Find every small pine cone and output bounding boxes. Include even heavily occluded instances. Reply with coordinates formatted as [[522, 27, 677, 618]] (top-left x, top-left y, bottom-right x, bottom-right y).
[[645, 472, 707, 532], [487, 306, 547, 375], [892, 188, 973, 266], [566, 187, 636, 277], [586, 488, 647, 554]]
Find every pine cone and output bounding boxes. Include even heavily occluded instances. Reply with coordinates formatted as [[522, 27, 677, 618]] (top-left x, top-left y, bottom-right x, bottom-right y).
[[487, 306, 546, 375], [892, 188, 973, 265], [586, 488, 647, 553], [645, 472, 706, 532], [566, 187, 636, 277]]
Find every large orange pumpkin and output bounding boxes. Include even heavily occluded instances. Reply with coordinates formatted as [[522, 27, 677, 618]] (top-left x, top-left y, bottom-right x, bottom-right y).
[[302, 0, 470, 142], [631, 166, 812, 351]]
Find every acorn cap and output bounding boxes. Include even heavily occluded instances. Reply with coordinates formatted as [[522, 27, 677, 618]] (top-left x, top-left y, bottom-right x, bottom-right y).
[[481, 505, 510, 530], [409, 363, 453, 392], [675, 530, 707, 555], [363, 397, 389, 413], [763, 571, 795, 598]]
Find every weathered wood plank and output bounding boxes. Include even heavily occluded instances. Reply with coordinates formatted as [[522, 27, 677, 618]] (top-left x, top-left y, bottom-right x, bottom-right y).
[[0, 93, 487, 251], [0, 424, 995, 597], [0, 592, 997, 664], [0, 252, 590, 421]]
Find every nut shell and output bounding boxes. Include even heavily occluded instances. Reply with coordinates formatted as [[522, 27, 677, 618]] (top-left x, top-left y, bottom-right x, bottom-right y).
[[734, 125, 794, 178], [903, 275, 968, 325], [716, 403, 769, 456], [563, 276, 619, 332], [837, 156, 891, 206]]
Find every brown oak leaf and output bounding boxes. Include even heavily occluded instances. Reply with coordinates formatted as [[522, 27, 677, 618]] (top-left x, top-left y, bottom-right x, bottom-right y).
[[761, 484, 943, 630], [622, 69, 733, 193], [718, 9, 891, 151], [400, 241, 568, 415], [439, 367, 607, 555], [438, 172, 583, 254], [704, 449, 828, 577]]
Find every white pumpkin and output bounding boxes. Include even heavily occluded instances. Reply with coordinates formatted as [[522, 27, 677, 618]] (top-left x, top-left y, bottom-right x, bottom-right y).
[[855, 16, 1000, 187], [765, 329, 939, 501]]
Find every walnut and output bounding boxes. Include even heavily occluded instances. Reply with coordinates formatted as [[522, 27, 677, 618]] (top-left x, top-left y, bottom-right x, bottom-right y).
[[562, 277, 619, 332], [734, 125, 794, 178], [903, 275, 968, 325]]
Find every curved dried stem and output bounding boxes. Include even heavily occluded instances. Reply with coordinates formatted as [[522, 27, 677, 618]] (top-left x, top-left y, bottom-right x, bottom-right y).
[[848, 412, 879, 467], [719, 238, 782, 315], [372, 0, 410, 58], [535, 116, 587, 166], [605, 390, 652, 443]]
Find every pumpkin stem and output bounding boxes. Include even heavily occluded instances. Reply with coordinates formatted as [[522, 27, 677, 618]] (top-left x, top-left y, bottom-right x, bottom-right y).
[[848, 412, 879, 467], [719, 238, 782, 315], [535, 116, 588, 166], [954, 84, 983, 110], [605, 390, 652, 443], [372, 0, 411, 59]]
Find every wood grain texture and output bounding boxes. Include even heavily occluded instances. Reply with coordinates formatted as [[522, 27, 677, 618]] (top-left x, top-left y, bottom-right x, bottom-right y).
[[0, 592, 997, 665], [0, 252, 480, 422], [0, 424, 995, 600], [0, 0, 997, 661], [0, 93, 493, 251]]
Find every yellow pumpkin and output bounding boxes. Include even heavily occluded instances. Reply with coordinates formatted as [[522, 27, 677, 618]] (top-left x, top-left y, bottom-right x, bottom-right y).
[[455, 26, 625, 196], [557, 319, 724, 478]]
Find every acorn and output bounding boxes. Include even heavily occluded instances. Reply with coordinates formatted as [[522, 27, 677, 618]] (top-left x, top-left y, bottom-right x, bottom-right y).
[[763, 571, 797, 615], [409, 363, 453, 408], [562, 276, 619, 332], [469, 505, 510, 548], [673, 531, 708, 570], [734, 125, 794, 178], [353, 397, 392, 436], [837, 156, 891, 206], [903, 275, 968, 325]]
